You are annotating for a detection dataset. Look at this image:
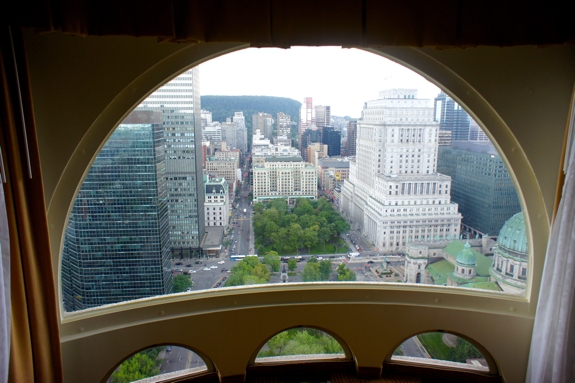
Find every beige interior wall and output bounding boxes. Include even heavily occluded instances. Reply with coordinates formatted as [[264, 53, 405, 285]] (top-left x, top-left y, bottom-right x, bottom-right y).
[[22, 29, 575, 383]]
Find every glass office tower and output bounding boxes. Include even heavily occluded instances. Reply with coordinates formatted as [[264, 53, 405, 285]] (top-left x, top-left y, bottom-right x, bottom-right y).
[[62, 111, 172, 311], [137, 68, 205, 257]]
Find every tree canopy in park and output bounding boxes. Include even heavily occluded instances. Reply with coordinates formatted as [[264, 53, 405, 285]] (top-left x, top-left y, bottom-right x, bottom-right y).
[[257, 328, 344, 358], [302, 256, 334, 282], [111, 347, 164, 383], [225, 256, 270, 287], [337, 263, 357, 281], [253, 198, 350, 255]]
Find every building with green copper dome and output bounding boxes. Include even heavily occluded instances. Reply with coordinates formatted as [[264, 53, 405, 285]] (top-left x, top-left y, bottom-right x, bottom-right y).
[[489, 212, 528, 295], [452, 241, 477, 281]]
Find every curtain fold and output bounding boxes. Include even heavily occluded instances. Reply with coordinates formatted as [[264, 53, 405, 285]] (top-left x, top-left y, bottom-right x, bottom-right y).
[[5, 0, 575, 47], [527, 126, 575, 381], [0, 26, 63, 383]]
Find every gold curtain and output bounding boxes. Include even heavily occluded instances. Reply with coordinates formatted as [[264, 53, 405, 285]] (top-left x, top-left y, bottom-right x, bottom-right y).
[[5, 0, 575, 48], [0, 26, 63, 383]]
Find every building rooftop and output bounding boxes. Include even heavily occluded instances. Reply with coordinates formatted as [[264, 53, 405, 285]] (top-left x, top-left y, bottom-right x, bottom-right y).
[[378, 173, 452, 182], [265, 156, 304, 162], [201, 227, 224, 249]]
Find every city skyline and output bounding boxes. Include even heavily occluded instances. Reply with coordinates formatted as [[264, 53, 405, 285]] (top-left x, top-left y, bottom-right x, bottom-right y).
[[200, 47, 441, 118]]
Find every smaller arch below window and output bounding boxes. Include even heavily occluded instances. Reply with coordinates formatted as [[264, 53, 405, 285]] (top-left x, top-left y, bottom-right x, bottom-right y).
[[254, 327, 348, 364], [107, 345, 208, 383], [391, 332, 492, 373]]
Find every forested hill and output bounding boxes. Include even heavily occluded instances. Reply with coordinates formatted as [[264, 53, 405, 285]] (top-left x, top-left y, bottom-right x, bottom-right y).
[[200, 95, 301, 126]]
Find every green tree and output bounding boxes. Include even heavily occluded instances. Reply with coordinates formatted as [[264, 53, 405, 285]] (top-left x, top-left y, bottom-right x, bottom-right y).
[[319, 260, 333, 280], [111, 353, 160, 383], [287, 259, 297, 271], [172, 274, 193, 293], [225, 256, 270, 287], [303, 226, 319, 252], [263, 251, 281, 272], [337, 263, 356, 281], [288, 224, 304, 254], [447, 338, 483, 363], [302, 262, 322, 282]]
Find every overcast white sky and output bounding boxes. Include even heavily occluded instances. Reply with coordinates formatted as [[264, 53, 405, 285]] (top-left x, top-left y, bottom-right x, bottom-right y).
[[199, 47, 441, 118]]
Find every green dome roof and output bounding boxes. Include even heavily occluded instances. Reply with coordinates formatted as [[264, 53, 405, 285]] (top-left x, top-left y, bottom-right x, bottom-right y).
[[455, 241, 476, 266], [497, 212, 527, 254]]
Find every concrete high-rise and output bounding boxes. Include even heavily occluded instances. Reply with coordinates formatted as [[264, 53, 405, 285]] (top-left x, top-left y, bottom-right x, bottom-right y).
[[137, 68, 205, 256], [233, 112, 248, 152], [341, 89, 462, 252], [62, 111, 172, 312], [252, 112, 274, 140], [315, 105, 331, 128], [299, 97, 315, 156], [434, 92, 470, 141], [277, 112, 291, 137], [347, 120, 357, 156]]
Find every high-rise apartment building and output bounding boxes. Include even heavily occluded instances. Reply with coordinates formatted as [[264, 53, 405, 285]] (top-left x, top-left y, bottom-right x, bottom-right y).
[[347, 120, 357, 156], [341, 89, 462, 252], [137, 68, 205, 255], [220, 118, 237, 149], [200, 109, 212, 127], [252, 112, 274, 140], [233, 112, 248, 152], [62, 111, 172, 312], [315, 105, 331, 128], [203, 123, 222, 145], [299, 97, 315, 155], [434, 92, 470, 141], [437, 141, 521, 235], [277, 112, 291, 137]]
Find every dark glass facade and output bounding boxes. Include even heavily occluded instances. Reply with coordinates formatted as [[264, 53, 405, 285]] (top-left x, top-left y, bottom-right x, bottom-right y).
[[137, 68, 205, 256], [62, 111, 172, 312], [322, 128, 341, 156], [434, 92, 470, 141], [437, 142, 521, 235]]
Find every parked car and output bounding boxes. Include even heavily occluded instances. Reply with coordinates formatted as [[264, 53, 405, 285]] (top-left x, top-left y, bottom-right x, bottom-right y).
[[195, 260, 202, 264], [185, 264, 192, 267], [175, 262, 183, 266]]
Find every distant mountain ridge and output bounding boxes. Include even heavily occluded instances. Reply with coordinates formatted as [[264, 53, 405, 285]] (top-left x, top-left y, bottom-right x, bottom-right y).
[[200, 95, 301, 128]]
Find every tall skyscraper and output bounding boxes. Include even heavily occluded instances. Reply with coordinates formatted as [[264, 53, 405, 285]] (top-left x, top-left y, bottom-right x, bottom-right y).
[[137, 68, 205, 256], [220, 118, 238, 148], [277, 112, 291, 137], [300, 125, 321, 162], [341, 89, 462, 252], [62, 111, 172, 312], [321, 126, 341, 156], [437, 141, 521, 235], [233, 111, 248, 152], [347, 120, 357, 156], [299, 97, 315, 155], [315, 105, 331, 128], [434, 92, 470, 141], [252, 112, 274, 140]]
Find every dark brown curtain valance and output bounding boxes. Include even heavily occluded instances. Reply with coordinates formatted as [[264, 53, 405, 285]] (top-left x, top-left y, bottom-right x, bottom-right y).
[[4, 0, 575, 48]]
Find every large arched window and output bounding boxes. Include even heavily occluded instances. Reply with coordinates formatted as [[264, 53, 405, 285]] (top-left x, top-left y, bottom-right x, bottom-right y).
[[60, 47, 527, 313]]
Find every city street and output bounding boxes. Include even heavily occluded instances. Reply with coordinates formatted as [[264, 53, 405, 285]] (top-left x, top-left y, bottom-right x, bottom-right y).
[[159, 346, 206, 376]]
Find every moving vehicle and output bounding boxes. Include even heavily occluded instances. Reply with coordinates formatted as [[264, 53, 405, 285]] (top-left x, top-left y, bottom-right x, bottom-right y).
[[348, 252, 360, 258], [230, 255, 246, 261]]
